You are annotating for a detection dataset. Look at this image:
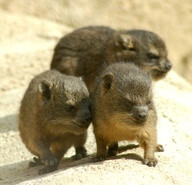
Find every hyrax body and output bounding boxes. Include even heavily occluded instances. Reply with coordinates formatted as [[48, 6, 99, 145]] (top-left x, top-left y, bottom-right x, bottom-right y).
[[92, 63, 158, 166], [51, 26, 172, 93], [19, 70, 91, 174]]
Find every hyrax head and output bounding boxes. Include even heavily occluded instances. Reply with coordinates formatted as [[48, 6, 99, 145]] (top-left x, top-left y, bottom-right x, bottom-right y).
[[109, 30, 172, 80], [37, 71, 91, 134], [100, 63, 154, 125], [127, 30, 172, 80]]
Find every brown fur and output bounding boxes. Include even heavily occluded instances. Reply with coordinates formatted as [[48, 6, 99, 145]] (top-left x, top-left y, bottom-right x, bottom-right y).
[[92, 63, 158, 166], [19, 70, 91, 174], [51, 26, 172, 94]]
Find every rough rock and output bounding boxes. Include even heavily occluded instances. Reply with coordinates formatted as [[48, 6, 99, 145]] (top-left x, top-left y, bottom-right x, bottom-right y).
[[0, 2, 192, 185]]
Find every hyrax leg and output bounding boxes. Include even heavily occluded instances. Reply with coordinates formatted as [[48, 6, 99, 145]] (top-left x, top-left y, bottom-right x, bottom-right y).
[[108, 142, 118, 157], [28, 140, 58, 174], [73, 133, 87, 160], [95, 136, 107, 161], [51, 141, 67, 162], [73, 146, 87, 160], [28, 140, 58, 166], [143, 143, 157, 167], [138, 133, 158, 167], [39, 141, 71, 175]]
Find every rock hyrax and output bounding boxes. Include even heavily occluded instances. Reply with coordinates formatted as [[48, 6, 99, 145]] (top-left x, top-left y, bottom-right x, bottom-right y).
[[92, 63, 158, 166], [126, 29, 172, 80], [51, 26, 172, 93], [19, 70, 92, 174]]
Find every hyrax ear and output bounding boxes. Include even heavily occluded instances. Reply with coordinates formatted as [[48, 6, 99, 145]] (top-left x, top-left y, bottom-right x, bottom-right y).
[[38, 80, 53, 101], [119, 34, 134, 49], [102, 73, 114, 90]]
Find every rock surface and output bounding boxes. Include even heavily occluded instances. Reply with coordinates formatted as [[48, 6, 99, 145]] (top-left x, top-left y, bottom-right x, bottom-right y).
[[0, 2, 192, 185]]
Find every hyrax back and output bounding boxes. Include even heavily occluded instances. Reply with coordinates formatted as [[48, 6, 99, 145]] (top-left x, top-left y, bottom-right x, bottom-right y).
[[92, 63, 158, 166], [51, 26, 115, 75], [19, 70, 91, 174], [51, 26, 172, 93]]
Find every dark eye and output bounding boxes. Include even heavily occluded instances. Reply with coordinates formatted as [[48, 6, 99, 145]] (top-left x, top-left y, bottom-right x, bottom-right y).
[[147, 53, 159, 61], [125, 99, 135, 108], [66, 105, 76, 112], [128, 47, 136, 52], [147, 101, 152, 105], [123, 47, 136, 52]]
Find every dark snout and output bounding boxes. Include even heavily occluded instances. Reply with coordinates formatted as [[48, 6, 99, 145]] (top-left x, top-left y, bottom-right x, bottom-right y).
[[78, 110, 92, 128], [164, 60, 172, 71], [132, 106, 148, 123], [152, 59, 172, 80], [83, 112, 92, 124]]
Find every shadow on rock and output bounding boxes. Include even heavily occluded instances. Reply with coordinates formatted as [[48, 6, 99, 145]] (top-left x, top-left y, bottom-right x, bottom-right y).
[[0, 145, 143, 184], [0, 114, 18, 133], [0, 156, 95, 185]]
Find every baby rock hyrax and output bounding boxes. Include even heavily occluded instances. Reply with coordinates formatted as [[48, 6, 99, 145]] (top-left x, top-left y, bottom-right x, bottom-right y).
[[92, 63, 158, 166], [51, 26, 172, 93], [19, 70, 92, 174]]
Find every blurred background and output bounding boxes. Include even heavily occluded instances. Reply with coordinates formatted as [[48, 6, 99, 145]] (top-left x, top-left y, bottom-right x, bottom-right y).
[[0, 0, 192, 89]]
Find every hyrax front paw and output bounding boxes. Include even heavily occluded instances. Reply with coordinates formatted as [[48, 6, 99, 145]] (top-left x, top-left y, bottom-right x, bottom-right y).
[[38, 155, 59, 175], [107, 143, 118, 157], [41, 155, 58, 166], [107, 148, 118, 157], [72, 152, 87, 160], [72, 147, 87, 160], [144, 157, 158, 167]]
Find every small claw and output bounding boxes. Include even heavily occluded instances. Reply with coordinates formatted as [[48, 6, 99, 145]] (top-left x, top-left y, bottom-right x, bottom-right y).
[[72, 154, 85, 160], [147, 161, 157, 167], [28, 157, 43, 167], [42, 157, 58, 166], [156, 144, 164, 152], [144, 158, 158, 167]]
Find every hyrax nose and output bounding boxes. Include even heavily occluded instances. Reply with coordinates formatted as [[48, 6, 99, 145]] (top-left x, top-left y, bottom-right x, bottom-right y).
[[165, 62, 172, 70], [133, 106, 148, 122], [83, 113, 92, 123], [84, 115, 92, 123], [138, 112, 147, 119]]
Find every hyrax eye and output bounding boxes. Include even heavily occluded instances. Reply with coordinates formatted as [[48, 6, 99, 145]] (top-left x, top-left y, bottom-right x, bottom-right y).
[[147, 101, 152, 105], [147, 53, 159, 60], [125, 99, 135, 107], [128, 47, 136, 52], [66, 105, 76, 112]]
